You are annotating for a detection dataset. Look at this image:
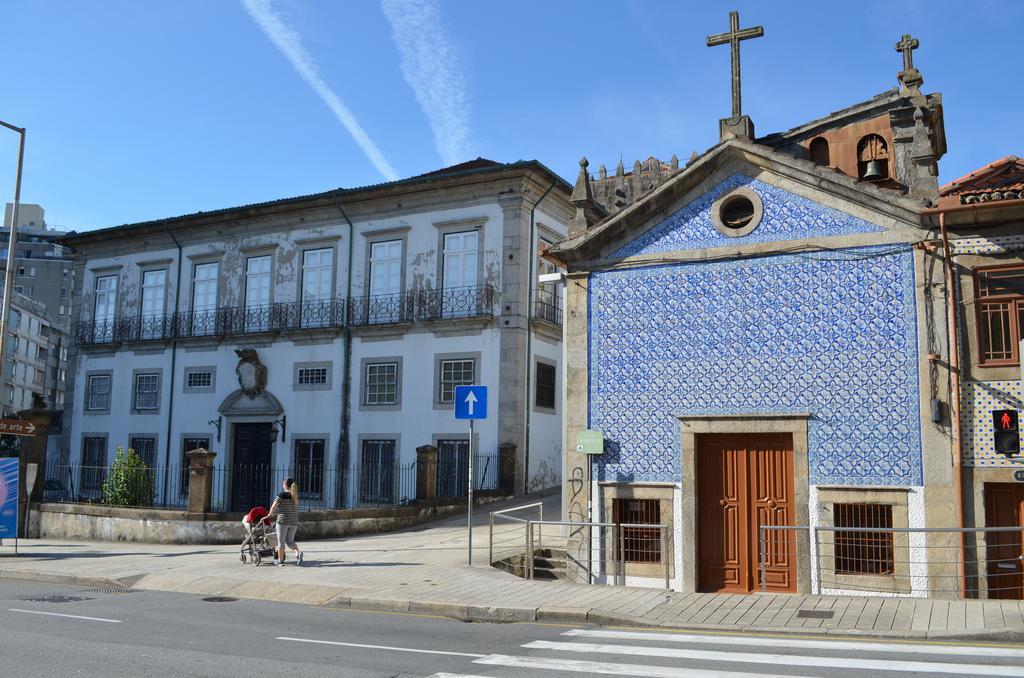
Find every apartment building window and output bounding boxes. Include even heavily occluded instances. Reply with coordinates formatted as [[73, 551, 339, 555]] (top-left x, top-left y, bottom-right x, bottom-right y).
[[132, 372, 160, 412], [81, 436, 107, 492], [294, 362, 331, 391], [535, 361, 556, 410], [613, 498, 662, 564], [85, 373, 111, 412], [245, 255, 272, 331], [183, 366, 215, 394], [94, 274, 118, 341], [180, 437, 211, 496], [359, 439, 396, 505], [191, 262, 219, 336], [834, 503, 894, 575], [437, 357, 475, 405], [6, 385, 13, 405], [442, 231, 478, 290], [363, 361, 399, 406], [129, 436, 157, 468], [140, 269, 167, 339], [364, 239, 404, 324], [294, 438, 325, 499], [301, 248, 333, 327], [977, 265, 1024, 365]]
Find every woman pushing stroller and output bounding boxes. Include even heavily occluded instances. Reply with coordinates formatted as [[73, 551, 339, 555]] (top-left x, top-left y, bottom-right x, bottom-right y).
[[268, 477, 304, 566]]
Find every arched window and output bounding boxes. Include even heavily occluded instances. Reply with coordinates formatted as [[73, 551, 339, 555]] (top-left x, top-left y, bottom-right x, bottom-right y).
[[809, 137, 830, 166], [857, 134, 889, 181]]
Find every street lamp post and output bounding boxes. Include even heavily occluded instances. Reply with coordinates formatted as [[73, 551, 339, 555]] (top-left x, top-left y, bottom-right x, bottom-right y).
[[0, 120, 26, 416]]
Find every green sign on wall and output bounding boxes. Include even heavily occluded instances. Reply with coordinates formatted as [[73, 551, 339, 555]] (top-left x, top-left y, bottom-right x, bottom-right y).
[[577, 429, 605, 455]]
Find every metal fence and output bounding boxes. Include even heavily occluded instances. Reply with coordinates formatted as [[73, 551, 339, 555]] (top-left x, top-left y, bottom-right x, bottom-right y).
[[489, 506, 671, 589], [758, 524, 1024, 599], [44, 455, 502, 514], [44, 464, 189, 509]]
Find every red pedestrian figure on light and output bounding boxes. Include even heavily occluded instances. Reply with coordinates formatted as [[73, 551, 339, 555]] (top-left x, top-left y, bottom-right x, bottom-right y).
[[1001, 412, 1012, 429]]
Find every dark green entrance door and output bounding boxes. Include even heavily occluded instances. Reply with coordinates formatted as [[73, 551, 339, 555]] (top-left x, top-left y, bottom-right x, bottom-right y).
[[231, 422, 274, 512]]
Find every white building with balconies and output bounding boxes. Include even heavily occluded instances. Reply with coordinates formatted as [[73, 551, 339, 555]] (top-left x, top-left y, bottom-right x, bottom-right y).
[[61, 159, 571, 511]]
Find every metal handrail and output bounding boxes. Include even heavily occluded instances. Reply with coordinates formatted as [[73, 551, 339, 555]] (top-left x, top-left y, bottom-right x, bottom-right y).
[[488, 501, 544, 566]]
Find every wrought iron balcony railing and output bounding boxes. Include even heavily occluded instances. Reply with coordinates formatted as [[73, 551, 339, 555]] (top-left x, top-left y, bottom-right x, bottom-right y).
[[417, 284, 495, 322], [76, 298, 347, 345], [534, 289, 563, 326], [348, 292, 416, 327]]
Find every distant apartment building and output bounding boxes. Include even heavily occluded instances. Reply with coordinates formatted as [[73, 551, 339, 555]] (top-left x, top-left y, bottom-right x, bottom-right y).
[[3, 202, 75, 332], [63, 159, 571, 510], [3, 290, 68, 414]]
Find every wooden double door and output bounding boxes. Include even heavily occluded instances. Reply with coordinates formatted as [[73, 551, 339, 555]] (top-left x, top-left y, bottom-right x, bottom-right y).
[[984, 483, 1024, 599], [230, 422, 274, 512], [697, 433, 796, 593]]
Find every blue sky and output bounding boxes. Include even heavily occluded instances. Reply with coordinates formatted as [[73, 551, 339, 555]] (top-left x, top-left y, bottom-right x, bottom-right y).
[[1, 1, 1020, 231]]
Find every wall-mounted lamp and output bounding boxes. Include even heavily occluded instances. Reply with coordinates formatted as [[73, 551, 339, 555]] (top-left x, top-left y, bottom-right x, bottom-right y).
[[208, 416, 222, 444], [270, 415, 287, 443]]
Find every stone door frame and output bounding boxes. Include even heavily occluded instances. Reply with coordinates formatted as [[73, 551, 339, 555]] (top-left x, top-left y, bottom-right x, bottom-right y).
[[679, 414, 811, 594]]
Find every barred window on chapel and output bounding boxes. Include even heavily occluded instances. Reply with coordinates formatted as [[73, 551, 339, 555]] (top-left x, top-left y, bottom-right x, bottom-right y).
[[976, 266, 1024, 365]]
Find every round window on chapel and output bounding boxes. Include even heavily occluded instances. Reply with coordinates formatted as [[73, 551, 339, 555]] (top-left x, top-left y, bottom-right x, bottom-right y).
[[719, 195, 756, 230]]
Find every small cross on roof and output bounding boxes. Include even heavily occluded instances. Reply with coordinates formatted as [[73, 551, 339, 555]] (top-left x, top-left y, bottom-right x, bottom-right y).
[[896, 34, 919, 71]]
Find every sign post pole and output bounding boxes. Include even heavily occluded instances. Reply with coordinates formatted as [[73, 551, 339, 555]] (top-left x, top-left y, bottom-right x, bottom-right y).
[[454, 385, 487, 567], [468, 418, 474, 565]]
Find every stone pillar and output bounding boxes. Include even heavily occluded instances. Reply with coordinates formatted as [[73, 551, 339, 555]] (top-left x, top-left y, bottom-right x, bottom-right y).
[[499, 443, 516, 493], [186, 449, 217, 513], [416, 445, 437, 501]]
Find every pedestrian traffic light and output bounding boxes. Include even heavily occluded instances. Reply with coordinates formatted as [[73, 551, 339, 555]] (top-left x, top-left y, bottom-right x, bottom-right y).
[[992, 409, 1020, 458]]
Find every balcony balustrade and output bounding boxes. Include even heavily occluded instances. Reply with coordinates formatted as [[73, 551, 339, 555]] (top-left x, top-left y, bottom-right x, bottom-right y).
[[534, 288, 563, 326], [74, 286, 495, 346], [348, 291, 416, 327], [417, 284, 495, 322]]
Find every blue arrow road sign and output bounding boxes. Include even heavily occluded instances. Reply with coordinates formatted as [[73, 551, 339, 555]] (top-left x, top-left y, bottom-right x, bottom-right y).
[[455, 385, 487, 420]]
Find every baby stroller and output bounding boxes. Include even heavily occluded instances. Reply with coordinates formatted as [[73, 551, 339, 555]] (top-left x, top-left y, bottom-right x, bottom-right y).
[[240, 506, 276, 566]]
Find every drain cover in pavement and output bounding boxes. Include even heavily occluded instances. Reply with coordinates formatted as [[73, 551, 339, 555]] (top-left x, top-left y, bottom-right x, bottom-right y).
[[202, 596, 238, 602], [23, 595, 94, 603], [81, 587, 143, 595], [795, 609, 834, 619]]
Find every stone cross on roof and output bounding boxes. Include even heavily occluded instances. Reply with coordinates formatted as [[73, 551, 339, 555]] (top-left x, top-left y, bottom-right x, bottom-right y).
[[706, 10, 764, 120], [896, 34, 919, 71]]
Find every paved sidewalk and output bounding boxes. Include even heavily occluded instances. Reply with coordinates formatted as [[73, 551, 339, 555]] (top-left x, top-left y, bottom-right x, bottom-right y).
[[1, 493, 1022, 642]]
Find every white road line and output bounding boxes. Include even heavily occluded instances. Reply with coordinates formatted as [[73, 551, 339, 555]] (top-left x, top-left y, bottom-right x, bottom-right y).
[[524, 640, 1023, 676], [275, 636, 485, 658], [7, 608, 122, 623], [563, 628, 1024, 659], [474, 653, 806, 678], [426, 674, 492, 678]]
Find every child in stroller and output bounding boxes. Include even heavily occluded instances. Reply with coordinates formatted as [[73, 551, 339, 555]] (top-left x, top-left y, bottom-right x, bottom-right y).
[[240, 506, 276, 566]]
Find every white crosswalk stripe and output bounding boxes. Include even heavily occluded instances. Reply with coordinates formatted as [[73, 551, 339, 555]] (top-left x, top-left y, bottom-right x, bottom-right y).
[[464, 627, 1024, 677], [522, 639, 1023, 676], [563, 628, 1024, 659], [473, 653, 806, 678]]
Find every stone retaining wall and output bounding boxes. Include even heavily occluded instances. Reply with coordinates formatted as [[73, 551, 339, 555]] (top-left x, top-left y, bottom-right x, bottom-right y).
[[30, 493, 509, 544]]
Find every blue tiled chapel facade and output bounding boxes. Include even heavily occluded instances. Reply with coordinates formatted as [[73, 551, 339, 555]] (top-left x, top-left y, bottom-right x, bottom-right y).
[[588, 173, 924, 487]]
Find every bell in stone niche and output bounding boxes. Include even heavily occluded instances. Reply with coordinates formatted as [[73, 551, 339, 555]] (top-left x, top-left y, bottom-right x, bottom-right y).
[[863, 159, 885, 180]]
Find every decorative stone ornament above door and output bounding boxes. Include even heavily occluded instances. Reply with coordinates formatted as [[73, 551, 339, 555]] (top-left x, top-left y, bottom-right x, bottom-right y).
[[234, 348, 267, 398], [711, 187, 763, 237]]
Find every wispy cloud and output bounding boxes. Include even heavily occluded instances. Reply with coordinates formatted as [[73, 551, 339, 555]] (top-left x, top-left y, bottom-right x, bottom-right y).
[[240, 0, 399, 181], [381, 0, 472, 166]]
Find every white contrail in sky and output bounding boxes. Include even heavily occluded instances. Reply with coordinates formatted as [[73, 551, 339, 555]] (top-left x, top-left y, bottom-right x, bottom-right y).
[[381, 0, 472, 166], [240, 0, 400, 181]]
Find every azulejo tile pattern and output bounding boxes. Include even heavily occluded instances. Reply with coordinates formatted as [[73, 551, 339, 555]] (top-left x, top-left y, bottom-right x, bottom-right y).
[[589, 245, 922, 485], [961, 379, 1024, 466], [612, 173, 884, 258], [950, 235, 1024, 256]]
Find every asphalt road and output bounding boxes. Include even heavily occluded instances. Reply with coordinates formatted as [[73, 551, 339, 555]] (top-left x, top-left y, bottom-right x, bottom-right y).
[[0, 579, 1022, 678]]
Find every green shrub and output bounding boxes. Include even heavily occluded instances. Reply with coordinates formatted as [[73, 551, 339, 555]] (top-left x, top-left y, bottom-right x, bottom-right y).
[[102, 447, 155, 507]]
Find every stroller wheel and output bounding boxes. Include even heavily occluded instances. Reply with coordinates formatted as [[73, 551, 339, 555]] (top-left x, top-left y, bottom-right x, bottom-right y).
[[240, 553, 247, 564], [253, 552, 262, 566]]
